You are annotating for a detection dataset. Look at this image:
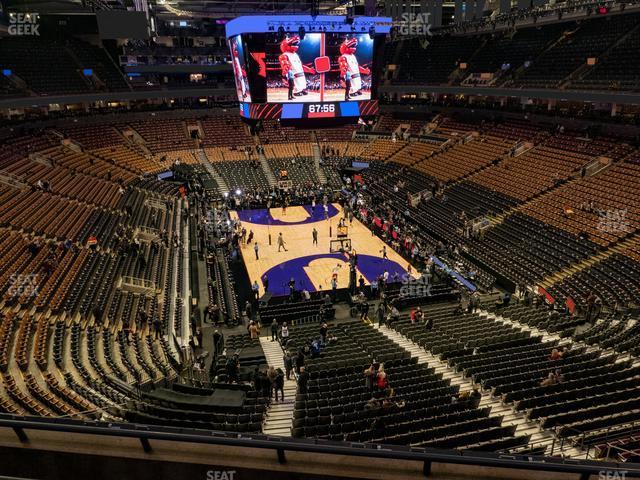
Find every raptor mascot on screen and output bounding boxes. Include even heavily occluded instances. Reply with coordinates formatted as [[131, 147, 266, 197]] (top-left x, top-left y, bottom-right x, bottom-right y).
[[338, 38, 370, 97], [279, 36, 316, 96], [232, 43, 248, 99]]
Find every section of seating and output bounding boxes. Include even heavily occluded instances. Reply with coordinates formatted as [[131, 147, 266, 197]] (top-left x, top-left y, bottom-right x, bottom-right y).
[[411, 136, 512, 183], [291, 320, 526, 451], [0, 134, 56, 169], [66, 38, 130, 92], [573, 25, 640, 90], [40, 146, 138, 184], [315, 125, 359, 142], [375, 114, 428, 134], [518, 162, 640, 247], [262, 143, 313, 160], [259, 299, 333, 325], [548, 237, 640, 309], [466, 24, 565, 80], [514, 14, 640, 88], [468, 143, 589, 202], [200, 116, 254, 148], [385, 139, 445, 167], [266, 156, 319, 186], [359, 139, 407, 161], [574, 315, 640, 356], [0, 37, 90, 95], [59, 125, 126, 150], [488, 303, 587, 338], [258, 120, 313, 144], [393, 304, 640, 446], [92, 145, 166, 174], [127, 120, 196, 153], [395, 35, 480, 84], [468, 212, 597, 286], [205, 147, 253, 162], [319, 141, 368, 158], [213, 159, 270, 190]]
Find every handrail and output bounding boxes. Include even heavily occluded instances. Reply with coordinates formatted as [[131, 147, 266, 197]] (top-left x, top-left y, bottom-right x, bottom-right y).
[[0, 415, 637, 477]]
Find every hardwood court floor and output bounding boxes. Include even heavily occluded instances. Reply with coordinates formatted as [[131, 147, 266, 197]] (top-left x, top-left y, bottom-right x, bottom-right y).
[[230, 203, 416, 297]]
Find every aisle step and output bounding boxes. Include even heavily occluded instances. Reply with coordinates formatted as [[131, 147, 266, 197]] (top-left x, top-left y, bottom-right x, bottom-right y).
[[259, 336, 296, 436]]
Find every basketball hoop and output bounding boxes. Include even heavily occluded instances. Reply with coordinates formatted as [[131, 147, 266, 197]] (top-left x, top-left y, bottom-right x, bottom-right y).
[[330, 238, 352, 253]]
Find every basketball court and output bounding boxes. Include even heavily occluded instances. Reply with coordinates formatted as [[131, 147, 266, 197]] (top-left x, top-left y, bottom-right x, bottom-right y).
[[266, 88, 371, 104], [230, 203, 417, 297], [267, 88, 322, 103]]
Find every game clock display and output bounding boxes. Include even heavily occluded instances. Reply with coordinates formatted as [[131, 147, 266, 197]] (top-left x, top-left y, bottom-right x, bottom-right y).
[[226, 15, 391, 120], [307, 103, 335, 116], [239, 99, 379, 119]]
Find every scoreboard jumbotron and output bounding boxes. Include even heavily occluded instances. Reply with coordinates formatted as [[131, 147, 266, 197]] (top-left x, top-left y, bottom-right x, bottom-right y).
[[226, 15, 392, 120]]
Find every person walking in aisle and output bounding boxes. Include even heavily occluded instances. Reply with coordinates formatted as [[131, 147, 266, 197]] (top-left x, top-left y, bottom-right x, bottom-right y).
[[283, 350, 293, 380], [267, 366, 277, 400], [274, 368, 285, 402], [280, 322, 289, 344]]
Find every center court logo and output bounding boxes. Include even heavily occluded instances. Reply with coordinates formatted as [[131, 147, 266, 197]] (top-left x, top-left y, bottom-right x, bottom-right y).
[[8, 13, 40, 36]]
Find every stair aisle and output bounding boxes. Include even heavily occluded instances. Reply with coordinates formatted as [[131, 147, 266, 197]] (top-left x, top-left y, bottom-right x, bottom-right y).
[[312, 143, 327, 185], [372, 323, 563, 457], [197, 149, 229, 194], [258, 151, 278, 188], [259, 336, 297, 436]]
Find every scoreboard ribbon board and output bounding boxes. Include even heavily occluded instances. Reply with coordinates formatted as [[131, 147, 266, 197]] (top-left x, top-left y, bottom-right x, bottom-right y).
[[240, 100, 379, 119]]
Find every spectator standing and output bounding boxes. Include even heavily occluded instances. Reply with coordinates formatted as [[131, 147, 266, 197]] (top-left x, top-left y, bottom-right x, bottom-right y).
[[283, 350, 293, 380], [274, 368, 285, 401], [320, 322, 328, 343], [296, 348, 305, 374], [298, 366, 309, 394], [364, 364, 377, 393], [267, 366, 277, 399], [376, 364, 388, 391], [249, 321, 259, 339]]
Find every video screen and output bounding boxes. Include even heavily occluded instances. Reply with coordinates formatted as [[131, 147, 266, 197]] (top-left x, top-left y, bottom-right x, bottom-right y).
[[230, 32, 377, 105], [229, 34, 251, 102], [264, 33, 374, 103]]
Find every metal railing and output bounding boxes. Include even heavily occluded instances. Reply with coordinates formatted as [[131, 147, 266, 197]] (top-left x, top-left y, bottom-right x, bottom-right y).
[[0, 414, 637, 478]]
